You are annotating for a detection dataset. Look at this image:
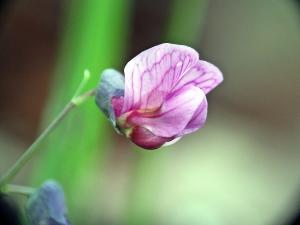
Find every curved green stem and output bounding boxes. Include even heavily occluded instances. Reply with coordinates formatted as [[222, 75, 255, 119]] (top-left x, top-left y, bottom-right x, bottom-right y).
[[0, 71, 96, 190]]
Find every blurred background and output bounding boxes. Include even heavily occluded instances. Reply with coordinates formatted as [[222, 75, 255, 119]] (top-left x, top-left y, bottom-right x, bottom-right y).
[[0, 0, 300, 224]]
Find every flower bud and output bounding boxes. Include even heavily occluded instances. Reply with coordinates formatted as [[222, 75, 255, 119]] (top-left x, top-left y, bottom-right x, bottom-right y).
[[95, 69, 124, 127], [26, 180, 71, 225]]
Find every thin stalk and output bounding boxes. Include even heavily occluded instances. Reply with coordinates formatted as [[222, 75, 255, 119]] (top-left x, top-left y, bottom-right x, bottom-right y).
[[0, 103, 74, 189], [0, 74, 96, 190]]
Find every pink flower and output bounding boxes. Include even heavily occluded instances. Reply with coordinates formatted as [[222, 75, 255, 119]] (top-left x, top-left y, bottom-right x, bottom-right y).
[[96, 43, 223, 149]]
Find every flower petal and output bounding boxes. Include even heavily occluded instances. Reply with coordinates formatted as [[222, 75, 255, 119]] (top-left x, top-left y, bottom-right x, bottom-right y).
[[122, 43, 199, 113], [130, 126, 173, 150], [180, 95, 207, 135], [173, 60, 223, 94], [162, 137, 182, 147], [128, 85, 205, 138]]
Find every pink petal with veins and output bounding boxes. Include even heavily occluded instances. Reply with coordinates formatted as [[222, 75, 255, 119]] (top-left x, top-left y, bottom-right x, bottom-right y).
[[180, 95, 207, 135], [173, 60, 223, 94], [122, 43, 199, 113], [127, 85, 205, 138]]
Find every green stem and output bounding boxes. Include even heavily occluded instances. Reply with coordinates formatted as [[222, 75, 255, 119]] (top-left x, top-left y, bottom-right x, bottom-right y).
[[0, 83, 96, 190], [4, 184, 36, 196], [0, 103, 74, 189]]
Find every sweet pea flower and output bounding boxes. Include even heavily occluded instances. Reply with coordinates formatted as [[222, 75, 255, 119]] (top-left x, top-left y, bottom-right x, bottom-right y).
[[96, 43, 223, 149]]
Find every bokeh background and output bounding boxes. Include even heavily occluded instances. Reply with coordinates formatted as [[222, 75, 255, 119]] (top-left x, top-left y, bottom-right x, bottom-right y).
[[0, 0, 300, 224]]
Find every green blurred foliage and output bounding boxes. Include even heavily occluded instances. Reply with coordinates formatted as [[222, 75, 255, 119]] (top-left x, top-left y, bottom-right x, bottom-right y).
[[30, 0, 131, 223], [164, 0, 209, 46]]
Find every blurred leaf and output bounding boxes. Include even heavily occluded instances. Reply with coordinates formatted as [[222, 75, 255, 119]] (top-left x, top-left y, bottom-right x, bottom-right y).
[[30, 0, 131, 223], [164, 0, 209, 46]]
